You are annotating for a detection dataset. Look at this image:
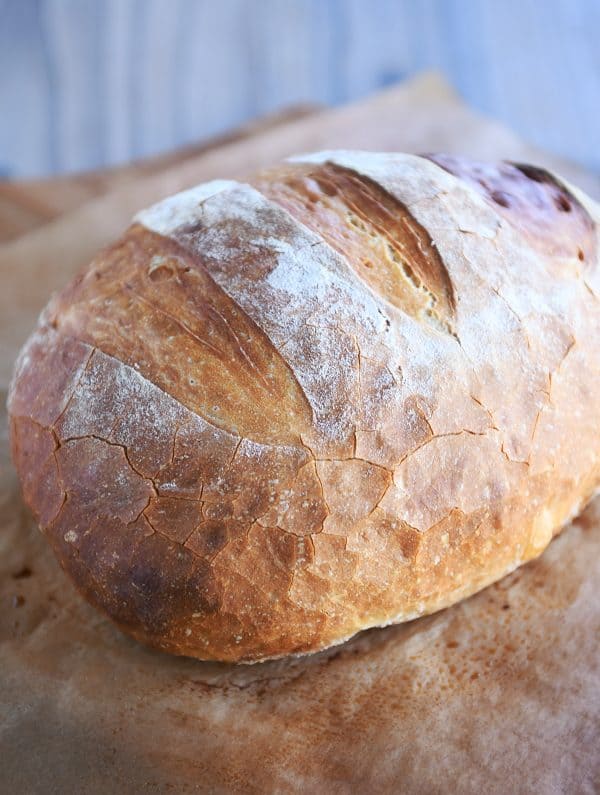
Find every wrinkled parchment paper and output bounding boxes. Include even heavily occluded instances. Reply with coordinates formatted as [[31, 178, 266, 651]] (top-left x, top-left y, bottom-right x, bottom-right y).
[[1, 74, 599, 794]]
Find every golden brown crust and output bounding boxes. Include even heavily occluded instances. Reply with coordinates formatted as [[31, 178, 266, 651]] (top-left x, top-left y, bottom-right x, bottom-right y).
[[8, 152, 600, 662], [250, 162, 456, 332], [45, 226, 312, 445]]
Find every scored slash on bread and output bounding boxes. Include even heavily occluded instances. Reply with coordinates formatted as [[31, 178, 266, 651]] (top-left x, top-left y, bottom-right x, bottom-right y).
[[8, 152, 600, 663]]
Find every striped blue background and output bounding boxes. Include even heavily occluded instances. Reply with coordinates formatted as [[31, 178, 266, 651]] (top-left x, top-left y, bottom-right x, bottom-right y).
[[1, 0, 599, 177]]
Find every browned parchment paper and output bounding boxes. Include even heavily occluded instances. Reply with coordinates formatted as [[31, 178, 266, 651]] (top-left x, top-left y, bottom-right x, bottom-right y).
[[1, 73, 599, 794]]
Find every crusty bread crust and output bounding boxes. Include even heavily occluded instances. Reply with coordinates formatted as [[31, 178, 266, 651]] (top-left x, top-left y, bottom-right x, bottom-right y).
[[8, 152, 600, 662]]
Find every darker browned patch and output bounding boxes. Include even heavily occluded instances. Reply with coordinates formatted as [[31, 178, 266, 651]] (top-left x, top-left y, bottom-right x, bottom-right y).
[[251, 162, 456, 333], [185, 519, 239, 559], [263, 525, 298, 569], [24, 426, 224, 641], [427, 154, 597, 264], [396, 525, 421, 560], [12, 566, 33, 579], [48, 507, 222, 641]]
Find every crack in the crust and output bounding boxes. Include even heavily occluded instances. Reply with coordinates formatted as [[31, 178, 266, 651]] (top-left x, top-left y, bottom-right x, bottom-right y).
[[299, 435, 395, 475], [488, 283, 525, 328], [151, 419, 200, 495], [43, 427, 214, 563], [433, 277, 511, 445], [335, 456, 394, 476], [45, 420, 218, 548], [469, 394, 499, 431], [530, 336, 577, 448], [197, 519, 254, 565], [51, 347, 96, 429], [396, 428, 488, 469], [499, 442, 530, 467], [300, 541, 361, 617], [313, 461, 331, 532], [352, 334, 363, 406], [365, 478, 393, 519], [49, 330, 245, 448], [46, 490, 69, 531], [47, 429, 178, 536], [312, 462, 331, 528], [391, 516, 424, 536], [548, 337, 575, 394], [412, 399, 434, 438], [268, 528, 301, 585], [299, 434, 319, 463], [446, 322, 479, 377], [60, 433, 157, 489], [140, 506, 204, 549], [125, 514, 160, 564], [426, 506, 467, 537], [11, 415, 68, 527], [484, 236, 541, 356], [459, 229, 533, 349], [56, 354, 190, 484], [537, 386, 552, 405], [227, 436, 243, 468], [529, 407, 543, 446], [158, 492, 205, 502], [131, 494, 154, 526], [268, 459, 331, 534], [583, 278, 599, 300], [168, 422, 182, 466], [141, 510, 159, 536], [458, 235, 533, 347], [377, 306, 391, 332]]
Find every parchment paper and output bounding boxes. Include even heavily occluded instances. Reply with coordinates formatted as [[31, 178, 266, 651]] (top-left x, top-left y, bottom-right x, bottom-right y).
[[1, 73, 599, 794]]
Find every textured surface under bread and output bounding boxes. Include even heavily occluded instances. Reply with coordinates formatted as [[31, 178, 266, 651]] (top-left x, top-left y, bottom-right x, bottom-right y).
[[8, 151, 600, 662], [2, 394, 600, 793]]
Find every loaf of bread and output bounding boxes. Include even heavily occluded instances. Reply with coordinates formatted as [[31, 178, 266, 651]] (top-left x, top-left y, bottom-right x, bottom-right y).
[[8, 152, 600, 663]]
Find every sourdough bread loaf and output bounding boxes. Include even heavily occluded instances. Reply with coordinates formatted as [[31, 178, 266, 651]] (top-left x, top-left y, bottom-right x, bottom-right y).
[[8, 152, 600, 662]]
